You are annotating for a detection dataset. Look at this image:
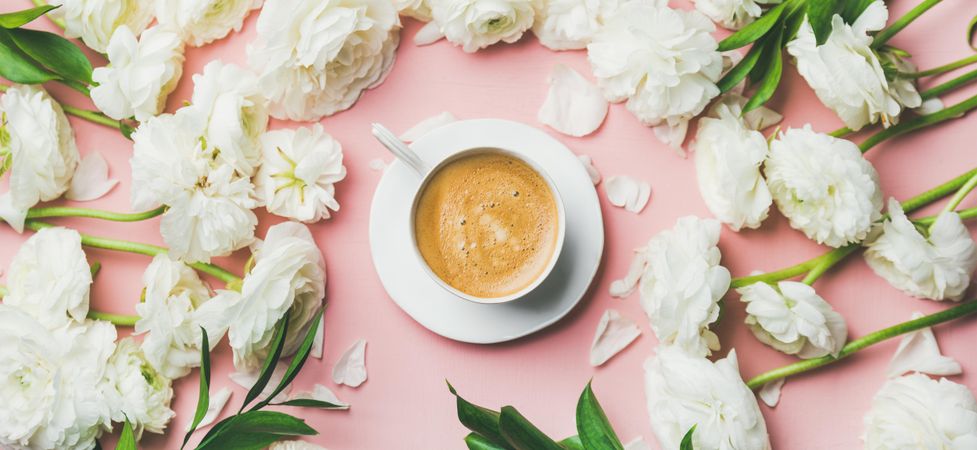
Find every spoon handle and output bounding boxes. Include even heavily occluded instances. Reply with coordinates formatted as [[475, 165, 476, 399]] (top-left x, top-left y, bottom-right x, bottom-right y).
[[371, 123, 427, 175]]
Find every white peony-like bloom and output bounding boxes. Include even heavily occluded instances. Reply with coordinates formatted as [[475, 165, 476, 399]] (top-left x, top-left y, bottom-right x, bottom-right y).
[[100, 338, 175, 438], [588, 0, 722, 150], [255, 125, 347, 223], [187, 60, 269, 176], [135, 255, 229, 379], [693, 0, 779, 30], [156, 0, 263, 47], [645, 346, 771, 450], [248, 0, 401, 121], [864, 374, 977, 449], [218, 222, 326, 371], [0, 85, 79, 233], [532, 0, 621, 51], [738, 281, 848, 358], [429, 0, 536, 52], [0, 305, 116, 450], [766, 126, 883, 247], [91, 25, 186, 122], [787, 1, 921, 131], [396, 0, 432, 21], [3, 227, 91, 330], [693, 100, 772, 231], [864, 198, 977, 301], [48, 0, 155, 53], [639, 216, 730, 357]]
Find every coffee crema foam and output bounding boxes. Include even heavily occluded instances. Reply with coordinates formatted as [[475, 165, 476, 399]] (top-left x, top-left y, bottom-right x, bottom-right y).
[[414, 151, 559, 299]]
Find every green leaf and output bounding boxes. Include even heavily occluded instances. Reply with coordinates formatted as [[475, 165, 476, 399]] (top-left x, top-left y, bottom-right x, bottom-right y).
[[253, 309, 323, 411], [0, 5, 57, 29], [717, 41, 764, 93], [717, 1, 787, 51], [743, 26, 785, 113], [575, 382, 624, 450], [271, 398, 346, 410], [116, 421, 136, 450], [806, 0, 839, 45], [840, 0, 879, 24], [680, 425, 697, 450], [7, 28, 92, 85], [182, 328, 212, 449], [466, 433, 509, 450], [969, 13, 977, 51], [558, 436, 584, 450], [240, 314, 289, 411], [448, 382, 511, 448], [498, 406, 563, 450], [0, 29, 58, 84], [196, 411, 317, 450]]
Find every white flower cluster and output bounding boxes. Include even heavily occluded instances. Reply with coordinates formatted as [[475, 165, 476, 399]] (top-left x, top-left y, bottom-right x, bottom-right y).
[[0, 228, 173, 449], [156, 0, 264, 47], [738, 281, 848, 358], [693, 0, 780, 30], [863, 374, 977, 449], [48, 0, 154, 53]]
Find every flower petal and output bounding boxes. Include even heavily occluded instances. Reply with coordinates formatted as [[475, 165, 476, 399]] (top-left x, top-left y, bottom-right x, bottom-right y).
[[414, 21, 444, 46], [66, 152, 119, 202], [887, 312, 962, 378], [400, 111, 457, 142], [332, 339, 368, 388], [609, 247, 648, 298], [758, 378, 785, 408], [624, 437, 651, 450], [605, 175, 651, 213], [578, 155, 601, 185], [289, 384, 350, 410], [229, 363, 291, 403], [538, 64, 609, 137], [590, 309, 641, 366], [311, 316, 325, 359], [188, 387, 232, 431]]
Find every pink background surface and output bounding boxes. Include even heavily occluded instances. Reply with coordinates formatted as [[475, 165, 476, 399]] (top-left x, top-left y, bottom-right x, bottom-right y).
[[2, 1, 977, 449]]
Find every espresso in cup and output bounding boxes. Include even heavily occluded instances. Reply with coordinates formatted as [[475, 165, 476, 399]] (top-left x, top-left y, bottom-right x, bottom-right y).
[[414, 151, 560, 299]]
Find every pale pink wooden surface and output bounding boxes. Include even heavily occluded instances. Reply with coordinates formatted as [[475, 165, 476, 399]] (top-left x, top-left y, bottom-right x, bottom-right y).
[[2, 1, 976, 449]]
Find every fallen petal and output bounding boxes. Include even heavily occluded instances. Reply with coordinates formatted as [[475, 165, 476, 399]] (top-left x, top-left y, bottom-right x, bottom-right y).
[[414, 21, 444, 46], [332, 339, 368, 388], [400, 112, 457, 142], [887, 312, 962, 378], [311, 317, 324, 359], [578, 155, 601, 185], [625, 181, 651, 213], [66, 152, 119, 201], [743, 106, 784, 131], [538, 64, 608, 137], [368, 158, 388, 172], [229, 363, 291, 403], [651, 121, 689, 155], [605, 175, 637, 208], [290, 384, 350, 410], [590, 309, 641, 366], [758, 378, 785, 408], [916, 98, 945, 115], [609, 247, 648, 298], [188, 387, 232, 431]]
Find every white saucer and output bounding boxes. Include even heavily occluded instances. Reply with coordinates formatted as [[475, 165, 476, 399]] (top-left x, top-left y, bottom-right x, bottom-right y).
[[368, 119, 604, 344]]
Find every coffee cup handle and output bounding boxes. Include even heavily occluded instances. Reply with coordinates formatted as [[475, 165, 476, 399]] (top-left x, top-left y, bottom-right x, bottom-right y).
[[371, 123, 428, 176]]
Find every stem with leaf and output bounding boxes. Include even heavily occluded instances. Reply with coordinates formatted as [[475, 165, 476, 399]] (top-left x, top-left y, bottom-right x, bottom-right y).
[[908, 53, 977, 78], [29, 0, 65, 29], [26, 205, 165, 222], [747, 300, 977, 389], [922, 68, 977, 100], [859, 93, 977, 152], [872, 0, 943, 48]]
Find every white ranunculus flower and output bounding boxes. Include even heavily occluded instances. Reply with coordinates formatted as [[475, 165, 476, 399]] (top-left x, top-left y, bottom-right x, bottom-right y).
[[219, 222, 326, 371], [786, 1, 921, 131], [693, 0, 779, 30], [864, 198, 977, 301], [864, 373, 977, 449], [532, 0, 621, 51], [100, 338, 175, 438], [91, 25, 185, 122], [429, 0, 536, 52], [3, 227, 91, 330], [765, 126, 883, 247], [248, 0, 401, 121], [187, 60, 269, 176], [0, 85, 79, 233], [48, 0, 155, 53], [639, 216, 730, 357], [587, 0, 722, 151], [693, 100, 772, 231], [396, 0, 432, 21], [255, 125, 347, 223], [645, 346, 771, 450], [156, 0, 263, 47], [134, 255, 229, 379], [738, 281, 848, 358]]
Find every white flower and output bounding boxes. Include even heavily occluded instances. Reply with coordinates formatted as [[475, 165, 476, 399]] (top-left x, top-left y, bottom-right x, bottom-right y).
[[0, 305, 116, 450], [396, 0, 432, 21], [766, 126, 883, 247], [786, 2, 921, 131], [532, 0, 621, 51], [429, 0, 536, 52], [134, 255, 229, 379], [3, 227, 92, 330], [255, 125, 346, 223], [219, 222, 326, 371], [639, 216, 730, 357], [91, 25, 185, 122], [864, 198, 977, 301], [267, 441, 328, 450], [156, 0, 263, 47], [693, 0, 778, 30], [248, 0, 401, 121], [645, 346, 771, 450], [100, 338, 175, 438], [0, 85, 79, 233], [693, 100, 772, 230], [187, 60, 269, 176], [738, 281, 848, 358], [48, 0, 154, 53], [587, 0, 722, 150], [863, 374, 977, 449]]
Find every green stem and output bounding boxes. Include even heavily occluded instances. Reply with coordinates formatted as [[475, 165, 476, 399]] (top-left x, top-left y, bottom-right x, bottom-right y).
[[31, 0, 66, 29], [859, 93, 977, 152], [907, 54, 977, 78], [61, 104, 121, 130], [921, 68, 977, 100], [942, 171, 977, 213], [801, 245, 859, 285], [27, 206, 165, 222], [829, 126, 852, 138], [87, 310, 139, 326], [914, 206, 977, 226], [872, 0, 943, 48], [24, 221, 241, 284], [747, 300, 977, 390]]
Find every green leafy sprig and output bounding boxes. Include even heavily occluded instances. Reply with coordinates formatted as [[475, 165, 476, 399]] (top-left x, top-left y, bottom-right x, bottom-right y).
[[0, 5, 92, 94]]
